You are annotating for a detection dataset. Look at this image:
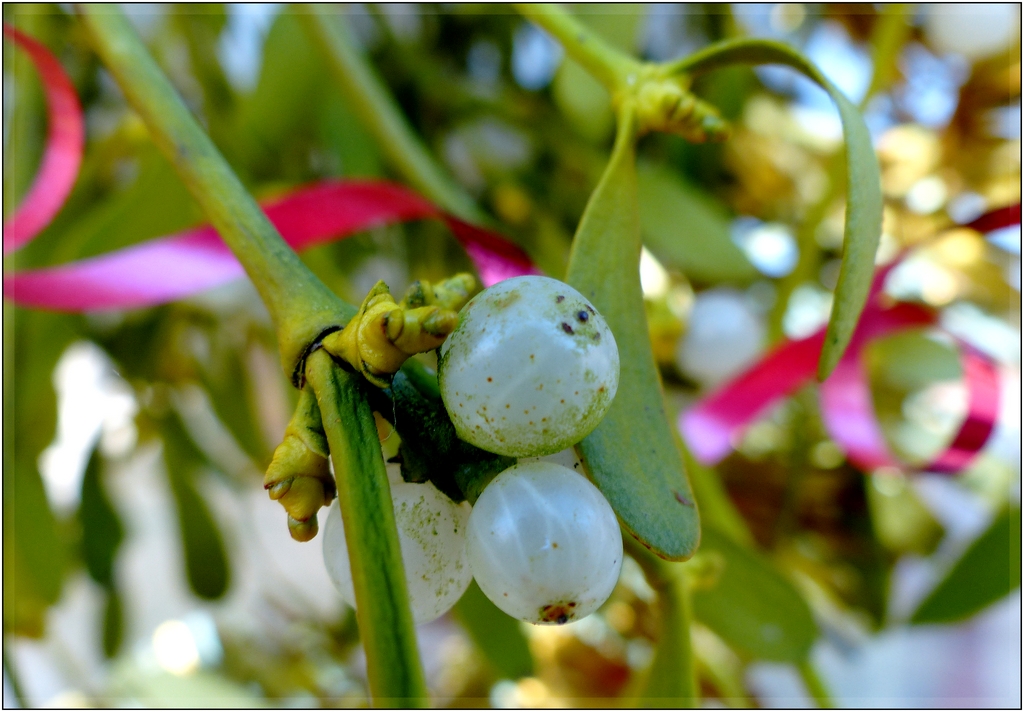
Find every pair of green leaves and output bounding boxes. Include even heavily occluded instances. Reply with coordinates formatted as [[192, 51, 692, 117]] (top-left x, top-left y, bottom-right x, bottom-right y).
[[569, 38, 883, 562]]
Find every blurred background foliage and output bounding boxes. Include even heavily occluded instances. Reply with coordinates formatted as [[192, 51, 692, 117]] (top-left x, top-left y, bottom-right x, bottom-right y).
[[3, 3, 1020, 707]]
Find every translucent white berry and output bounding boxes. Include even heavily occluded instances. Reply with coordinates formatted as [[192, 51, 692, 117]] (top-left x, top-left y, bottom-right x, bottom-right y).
[[438, 275, 619, 458], [466, 461, 623, 625], [322, 466, 473, 625]]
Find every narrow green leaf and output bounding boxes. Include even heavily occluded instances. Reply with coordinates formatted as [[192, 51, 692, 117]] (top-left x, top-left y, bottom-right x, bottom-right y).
[[637, 162, 756, 284], [911, 506, 1021, 625], [299, 6, 487, 224], [161, 412, 231, 600], [566, 107, 700, 561], [305, 350, 427, 706], [691, 527, 818, 662], [79, 448, 125, 588], [3, 307, 76, 636], [669, 39, 883, 379], [453, 581, 534, 681]]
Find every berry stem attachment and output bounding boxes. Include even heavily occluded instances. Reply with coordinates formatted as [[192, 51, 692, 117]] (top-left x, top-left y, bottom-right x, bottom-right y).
[[264, 385, 334, 542]]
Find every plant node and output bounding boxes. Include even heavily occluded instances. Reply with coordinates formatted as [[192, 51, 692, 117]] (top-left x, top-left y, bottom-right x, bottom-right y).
[[632, 74, 730, 143], [322, 274, 477, 388]]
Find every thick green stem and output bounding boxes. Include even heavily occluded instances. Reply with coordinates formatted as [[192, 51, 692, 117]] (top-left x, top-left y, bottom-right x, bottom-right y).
[[77, 6, 353, 383], [305, 350, 427, 707], [297, 6, 487, 224], [513, 3, 642, 92], [798, 658, 836, 708]]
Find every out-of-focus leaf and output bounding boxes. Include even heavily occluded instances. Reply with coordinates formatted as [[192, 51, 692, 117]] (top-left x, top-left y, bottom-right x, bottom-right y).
[[102, 587, 124, 658], [35, 147, 203, 267], [453, 580, 533, 681], [567, 111, 699, 561], [172, 5, 235, 145], [692, 526, 818, 662], [671, 39, 883, 380], [319, 92, 385, 179], [553, 60, 614, 143], [637, 162, 756, 284], [867, 475, 944, 556], [79, 447, 124, 587], [161, 411, 230, 600], [233, 9, 329, 176], [3, 307, 76, 636], [195, 329, 271, 464], [911, 506, 1021, 625], [551, 5, 644, 144], [625, 539, 698, 707]]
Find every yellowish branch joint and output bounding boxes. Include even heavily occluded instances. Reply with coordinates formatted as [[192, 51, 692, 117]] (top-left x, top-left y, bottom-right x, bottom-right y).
[[322, 274, 477, 389]]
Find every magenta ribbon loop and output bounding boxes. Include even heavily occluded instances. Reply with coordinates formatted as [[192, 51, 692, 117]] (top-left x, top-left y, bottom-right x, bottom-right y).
[[3, 24, 85, 255]]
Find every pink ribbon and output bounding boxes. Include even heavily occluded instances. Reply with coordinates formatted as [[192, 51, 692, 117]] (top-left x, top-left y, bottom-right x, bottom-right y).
[[681, 240, 1011, 475], [3, 24, 85, 255], [4, 180, 539, 311]]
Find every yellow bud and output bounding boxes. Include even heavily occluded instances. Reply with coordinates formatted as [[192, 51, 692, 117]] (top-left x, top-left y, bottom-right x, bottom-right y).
[[323, 275, 477, 388], [635, 76, 729, 143], [265, 386, 334, 542]]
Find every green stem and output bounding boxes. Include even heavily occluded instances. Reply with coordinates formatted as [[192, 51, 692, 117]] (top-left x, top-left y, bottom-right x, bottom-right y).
[[305, 350, 427, 706], [513, 3, 642, 92], [626, 536, 699, 707], [77, 6, 354, 383], [798, 658, 836, 708], [297, 6, 488, 224]]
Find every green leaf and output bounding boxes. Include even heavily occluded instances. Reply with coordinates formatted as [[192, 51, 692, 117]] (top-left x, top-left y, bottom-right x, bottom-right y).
[[669, 39, 883, 380], [636, 162, 756, 284], [79, 448, 125, 588], [161, 412, 231, 600], [566, 108, 700, 561], [911, 506, 1021, 625], [232, 10, 330, 177], [305, 350, 427, 705], [194, 327, 273, 464], [692, 527, 818, 662], [102, 587, 125, 659], [3, 307, 76, 636], [453, 581, 534, 681]]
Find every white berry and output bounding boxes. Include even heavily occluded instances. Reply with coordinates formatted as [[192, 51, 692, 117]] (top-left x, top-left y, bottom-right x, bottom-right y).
[[322, 466, 473, 625], [438, 275, 619, 458], [466, 461, 623, 625]]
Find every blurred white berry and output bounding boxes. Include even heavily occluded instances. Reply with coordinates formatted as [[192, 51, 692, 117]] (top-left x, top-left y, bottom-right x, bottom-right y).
[[676, 288, 764, 386]]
